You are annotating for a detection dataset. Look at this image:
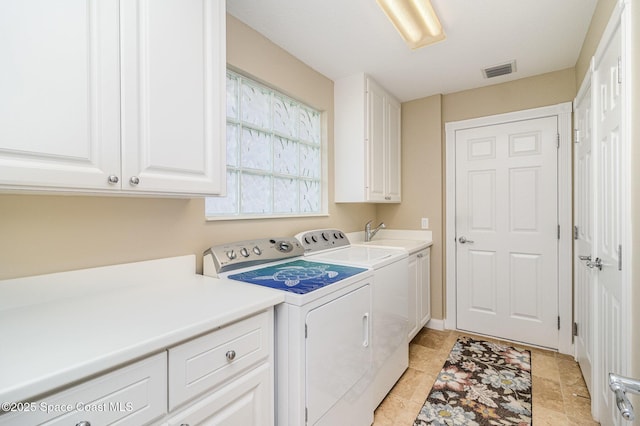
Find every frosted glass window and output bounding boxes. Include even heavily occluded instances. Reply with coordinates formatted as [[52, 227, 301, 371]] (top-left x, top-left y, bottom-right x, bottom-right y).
[[206, 70, 323, 218]]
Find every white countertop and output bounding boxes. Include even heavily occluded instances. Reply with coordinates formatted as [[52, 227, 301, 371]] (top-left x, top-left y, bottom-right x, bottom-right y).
[[0, 255, 285, 404], [346, 229, 433, 254]]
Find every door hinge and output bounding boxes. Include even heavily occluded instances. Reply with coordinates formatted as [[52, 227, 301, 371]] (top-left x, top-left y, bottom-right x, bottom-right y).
[[557, 225, 560, 240], [618, 56, 622, 85], [618, 244, 622, 271], [305, 324, 308, 338], [573, 322, 578, 337], [574, 129, 580, 144], [574, 225, 579, 240], [556, 133, 560, 148], [305, 407, 308, 422], [558, 316, 561, 330]]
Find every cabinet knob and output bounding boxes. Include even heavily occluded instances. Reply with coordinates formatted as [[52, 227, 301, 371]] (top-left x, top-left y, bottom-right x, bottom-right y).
[[385, 196, 391, 200], [226, 350, 236, 361], [107, 175, 119, 184], [129, 176, 140, 186], [76, 422, 91, 426]]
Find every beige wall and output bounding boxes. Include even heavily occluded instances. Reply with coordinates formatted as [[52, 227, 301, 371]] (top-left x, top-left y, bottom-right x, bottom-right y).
[[442, 68, 576, 123], [378, 95, 443, 319], [575, 0, 618, 88], [0, 15, 376, 280]]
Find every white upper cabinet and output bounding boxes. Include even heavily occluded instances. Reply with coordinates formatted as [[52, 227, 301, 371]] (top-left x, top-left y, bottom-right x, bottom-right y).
[[120, 0, 225, 195], [334, 73, 401, 203], [0, 0, 121, 191], [0, 0, 226, 196]]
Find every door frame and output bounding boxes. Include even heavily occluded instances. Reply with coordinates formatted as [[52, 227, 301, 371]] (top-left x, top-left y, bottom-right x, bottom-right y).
[[444, 102, 573, 354]]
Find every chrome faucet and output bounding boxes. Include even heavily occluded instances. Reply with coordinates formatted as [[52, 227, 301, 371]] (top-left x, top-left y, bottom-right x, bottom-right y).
[[365, 220, 386, 242]]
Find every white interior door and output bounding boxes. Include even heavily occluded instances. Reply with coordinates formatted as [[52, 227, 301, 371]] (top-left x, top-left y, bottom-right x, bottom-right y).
[[455, 116, 559, 349], [574, 81, 595, 395], [593, 20, 624, 426]]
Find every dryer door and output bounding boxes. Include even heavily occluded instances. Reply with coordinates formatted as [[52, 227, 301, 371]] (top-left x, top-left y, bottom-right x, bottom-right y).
[[305, 283, 372, 425]]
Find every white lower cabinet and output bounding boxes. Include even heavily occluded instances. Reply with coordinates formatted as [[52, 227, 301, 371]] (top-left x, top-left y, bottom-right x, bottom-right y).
[[0, 353, 167, 426], [0, 310, 274, 426], [167, 310, 273, 418], [408, 248, 431, 341], [165, 363, 271, 426]]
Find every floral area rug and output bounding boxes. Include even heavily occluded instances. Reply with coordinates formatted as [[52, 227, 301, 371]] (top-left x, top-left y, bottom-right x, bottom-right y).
[[414, 336, 532, 426]]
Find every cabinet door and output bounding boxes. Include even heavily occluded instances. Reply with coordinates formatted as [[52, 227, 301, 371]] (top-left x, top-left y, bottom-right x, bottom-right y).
[[366, 78, 386, 201], [120, 0, 226, 195], [418, 249, 431, 327], [166, 364, 272, 426], [407, 254, 419, 340], [0, 0, 121, 191], [0, 353, 167, 426], [386, 97, 402, 202]]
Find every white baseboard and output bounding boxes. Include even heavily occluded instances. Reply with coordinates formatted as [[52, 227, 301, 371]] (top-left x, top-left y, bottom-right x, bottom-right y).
[[426, 318, 445, 331]]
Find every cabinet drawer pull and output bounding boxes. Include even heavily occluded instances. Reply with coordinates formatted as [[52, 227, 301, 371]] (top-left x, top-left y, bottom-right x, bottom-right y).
[[226, 350, 236, 361]]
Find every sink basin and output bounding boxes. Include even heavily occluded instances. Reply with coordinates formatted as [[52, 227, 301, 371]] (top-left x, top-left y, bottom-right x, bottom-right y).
[[359, 239, 431, 253]]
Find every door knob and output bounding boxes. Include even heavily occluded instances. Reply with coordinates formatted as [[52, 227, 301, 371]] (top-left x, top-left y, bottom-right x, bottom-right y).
[[587, 257, 603, 270], [458, 236, 474, 244], [610, 373, 640, 421]]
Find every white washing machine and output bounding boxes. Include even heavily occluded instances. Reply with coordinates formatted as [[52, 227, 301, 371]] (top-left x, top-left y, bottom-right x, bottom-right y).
[[203, 237, 374, 426], [295, 229, 409, 409]]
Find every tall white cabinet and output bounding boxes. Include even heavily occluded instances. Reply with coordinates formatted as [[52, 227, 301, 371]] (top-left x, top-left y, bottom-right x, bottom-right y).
[[0, 0, 226, 196], [334, 73, 401, 203], [573, 3, 632, 424]]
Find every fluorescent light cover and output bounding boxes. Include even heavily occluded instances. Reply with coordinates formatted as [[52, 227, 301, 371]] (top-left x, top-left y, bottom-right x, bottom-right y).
[[377, 0, 445, 49]]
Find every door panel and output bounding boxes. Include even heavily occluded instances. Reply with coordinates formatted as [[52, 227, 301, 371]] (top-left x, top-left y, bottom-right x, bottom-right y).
[[593, 21, 623, 426], [574, 77, 594, 395], [455, 116, 559, 349]]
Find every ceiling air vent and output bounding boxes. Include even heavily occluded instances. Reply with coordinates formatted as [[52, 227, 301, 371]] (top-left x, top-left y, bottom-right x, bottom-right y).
[[482, 61, 516, 79]]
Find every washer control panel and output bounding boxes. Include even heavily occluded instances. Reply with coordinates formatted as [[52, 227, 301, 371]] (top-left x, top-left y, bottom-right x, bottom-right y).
[[294, 229, 350, 253], [203, 237, 304, 276]]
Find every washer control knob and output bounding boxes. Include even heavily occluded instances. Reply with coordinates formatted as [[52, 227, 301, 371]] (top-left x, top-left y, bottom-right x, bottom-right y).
[[304, 236, 311, 245], [240, 248, 249, 257], [253, 246, 262, 255], [311, 235, 318, 243], [226, 250, 236, 260], [321, 232, 329, 241], [277, 241, 292, 252]]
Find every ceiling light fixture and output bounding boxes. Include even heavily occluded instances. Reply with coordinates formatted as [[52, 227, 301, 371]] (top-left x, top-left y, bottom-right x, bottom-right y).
[[376, 0, 446, 49]]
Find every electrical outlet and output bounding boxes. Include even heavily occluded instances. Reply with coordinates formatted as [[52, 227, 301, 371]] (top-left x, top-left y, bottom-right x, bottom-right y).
[[421, 218, 429, 229]]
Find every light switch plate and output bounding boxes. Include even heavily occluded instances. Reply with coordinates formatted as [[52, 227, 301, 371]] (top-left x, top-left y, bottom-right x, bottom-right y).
[[421, 218, 429, 229]]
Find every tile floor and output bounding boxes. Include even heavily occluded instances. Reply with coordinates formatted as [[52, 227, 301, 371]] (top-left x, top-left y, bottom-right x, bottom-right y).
[[373, 328, 599, 425]]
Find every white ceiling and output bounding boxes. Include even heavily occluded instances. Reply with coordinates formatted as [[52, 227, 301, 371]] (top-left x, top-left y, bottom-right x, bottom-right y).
[[226, 0, 598, 102]]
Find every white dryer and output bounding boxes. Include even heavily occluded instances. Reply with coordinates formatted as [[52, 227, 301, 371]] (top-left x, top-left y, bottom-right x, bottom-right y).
[[203, 237, 374, 426], [295, 229, 409, 409]]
